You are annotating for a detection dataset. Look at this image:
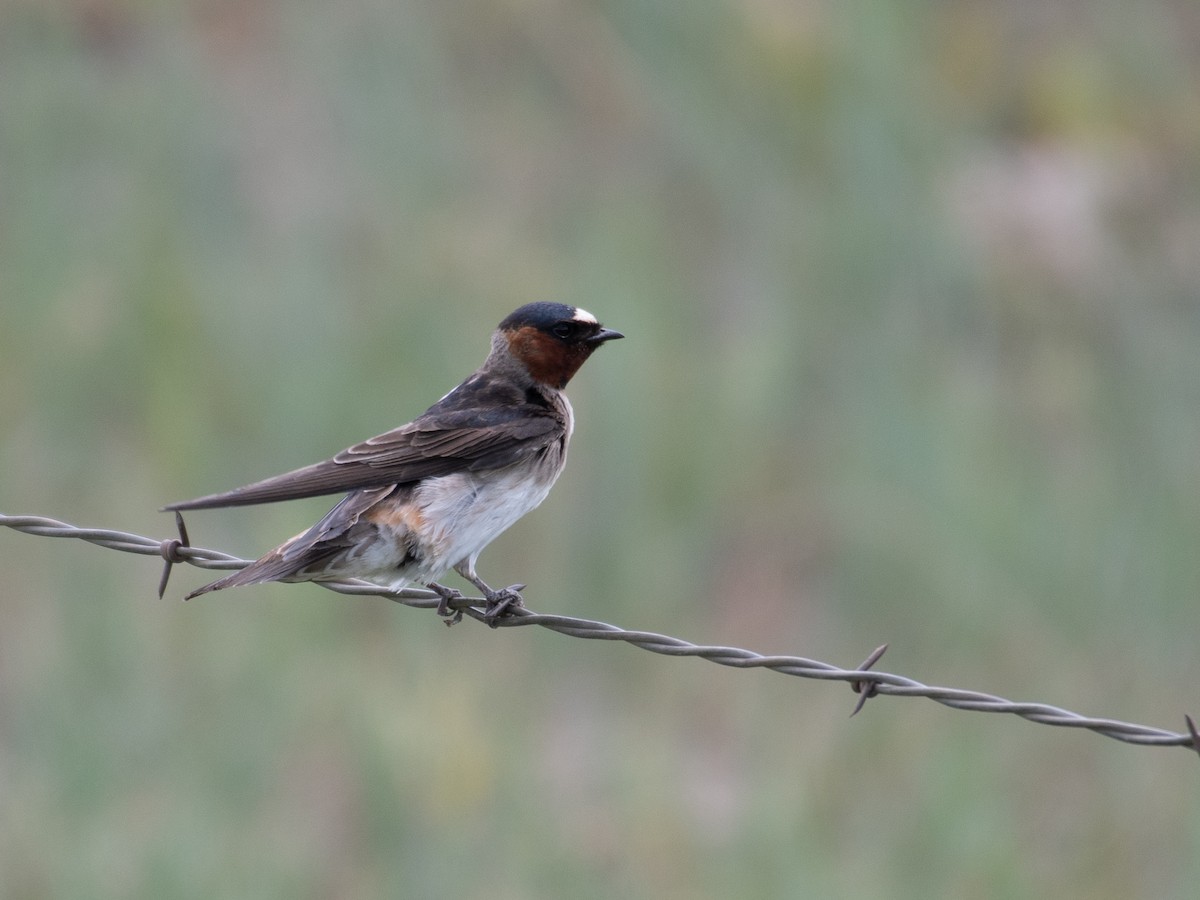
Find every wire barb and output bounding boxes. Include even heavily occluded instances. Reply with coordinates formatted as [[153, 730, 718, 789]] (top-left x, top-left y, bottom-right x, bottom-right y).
[[849, 644, 889, 717], [157, 511, 191, 599], [1, 511, 1197, 757]]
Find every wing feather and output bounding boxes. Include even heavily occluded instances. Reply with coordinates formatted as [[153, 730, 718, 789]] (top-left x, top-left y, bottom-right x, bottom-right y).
[[163, 375, 565, 511]]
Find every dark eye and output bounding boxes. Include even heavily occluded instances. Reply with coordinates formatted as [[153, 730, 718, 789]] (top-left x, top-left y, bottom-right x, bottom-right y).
[[551, 322, 574, 339]]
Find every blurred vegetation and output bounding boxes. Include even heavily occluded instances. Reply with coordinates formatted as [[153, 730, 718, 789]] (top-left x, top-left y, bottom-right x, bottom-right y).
[[3, 0, 1200, 897]]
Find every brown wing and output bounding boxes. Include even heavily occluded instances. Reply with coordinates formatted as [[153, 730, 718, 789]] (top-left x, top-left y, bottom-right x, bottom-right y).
[[163, 373, 565, 511]]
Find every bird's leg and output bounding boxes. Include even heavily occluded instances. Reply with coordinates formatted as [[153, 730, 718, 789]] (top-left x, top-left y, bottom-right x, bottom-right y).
[[453, 562, 526, 626], [479, 583, 525, 623], [427, 581, 466, 625]]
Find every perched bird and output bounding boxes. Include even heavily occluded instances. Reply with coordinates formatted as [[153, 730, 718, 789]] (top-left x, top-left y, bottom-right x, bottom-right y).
[[164, 302, 623, 621]]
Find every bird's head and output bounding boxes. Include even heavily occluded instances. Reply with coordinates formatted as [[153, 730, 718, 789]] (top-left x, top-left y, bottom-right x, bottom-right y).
[[496, 302, 624, 389]]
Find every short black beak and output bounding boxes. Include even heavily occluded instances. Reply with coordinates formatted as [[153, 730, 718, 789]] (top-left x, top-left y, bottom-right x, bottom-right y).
[[590, 327, 625, 344]]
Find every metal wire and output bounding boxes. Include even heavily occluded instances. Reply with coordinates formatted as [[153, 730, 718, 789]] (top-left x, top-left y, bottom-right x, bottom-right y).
[[2, 511, 1197, 756]]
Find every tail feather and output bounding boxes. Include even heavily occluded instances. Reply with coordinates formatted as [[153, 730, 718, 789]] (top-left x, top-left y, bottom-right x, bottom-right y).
[[184, 551, 306, 599], [178, 486, 402, 599]]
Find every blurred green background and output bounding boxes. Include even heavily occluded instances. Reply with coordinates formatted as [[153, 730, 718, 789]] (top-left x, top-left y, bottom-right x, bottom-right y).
[[3, 0, 1200, 897]]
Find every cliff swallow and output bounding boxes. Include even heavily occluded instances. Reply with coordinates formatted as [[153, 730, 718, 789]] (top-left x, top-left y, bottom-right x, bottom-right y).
[[164, 302, 623, 621]]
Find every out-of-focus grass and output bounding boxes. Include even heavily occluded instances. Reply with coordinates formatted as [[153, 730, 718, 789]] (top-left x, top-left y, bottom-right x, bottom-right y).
[[3, 1, 1200, 897]]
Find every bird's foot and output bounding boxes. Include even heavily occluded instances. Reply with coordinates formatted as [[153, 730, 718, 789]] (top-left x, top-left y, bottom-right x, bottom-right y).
[[482, 583, 526, 627], [428, 582, 467, 626]]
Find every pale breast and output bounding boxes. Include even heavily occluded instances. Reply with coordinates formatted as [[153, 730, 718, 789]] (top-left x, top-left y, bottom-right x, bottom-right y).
[[411, 431, 569, 579]]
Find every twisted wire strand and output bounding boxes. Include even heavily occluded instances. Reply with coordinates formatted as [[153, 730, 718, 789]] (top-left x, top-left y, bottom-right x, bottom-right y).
[[2, 512, 1196, 755]]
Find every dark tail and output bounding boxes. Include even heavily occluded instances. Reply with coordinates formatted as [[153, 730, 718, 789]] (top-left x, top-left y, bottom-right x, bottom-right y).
[[184, 549, 306, 599], [179, 486, 394, 599]]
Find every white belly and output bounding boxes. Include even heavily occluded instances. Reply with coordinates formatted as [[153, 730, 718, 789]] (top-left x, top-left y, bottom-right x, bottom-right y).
[[410, 462, 562, 581]]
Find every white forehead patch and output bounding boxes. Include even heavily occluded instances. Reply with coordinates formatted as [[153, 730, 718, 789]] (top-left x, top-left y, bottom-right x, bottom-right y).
[[572, 307, 598, 324]]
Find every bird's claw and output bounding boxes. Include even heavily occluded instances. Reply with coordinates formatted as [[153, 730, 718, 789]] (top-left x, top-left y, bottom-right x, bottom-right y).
[[482, 583, 526, 626], [429, 583, 467, 626], [428, 580, 524, 627]]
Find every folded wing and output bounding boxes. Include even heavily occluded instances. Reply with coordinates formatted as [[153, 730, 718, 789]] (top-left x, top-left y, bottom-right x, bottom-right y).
[[163, 378, 564, 511]]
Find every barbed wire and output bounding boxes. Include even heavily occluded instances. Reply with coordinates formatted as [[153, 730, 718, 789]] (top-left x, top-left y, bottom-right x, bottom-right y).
[[2, 511, 1197, 758]]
